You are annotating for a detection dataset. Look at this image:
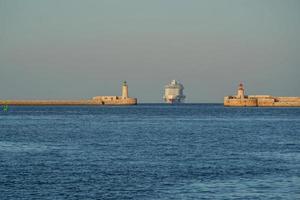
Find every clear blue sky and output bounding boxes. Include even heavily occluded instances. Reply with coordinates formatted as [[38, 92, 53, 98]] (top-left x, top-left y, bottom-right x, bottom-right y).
[[1, 0, 299, 102]]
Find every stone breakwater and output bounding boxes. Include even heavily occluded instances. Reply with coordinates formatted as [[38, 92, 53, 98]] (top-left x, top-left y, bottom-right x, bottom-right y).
[[0, 97, 137, 106], [224, 96, 300, 107], [0, 82, 137, 106], [224, 83, 300, 107]]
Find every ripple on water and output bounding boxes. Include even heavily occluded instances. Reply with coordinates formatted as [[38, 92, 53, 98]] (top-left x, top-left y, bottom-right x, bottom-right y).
[[0, 141, 50, 152]]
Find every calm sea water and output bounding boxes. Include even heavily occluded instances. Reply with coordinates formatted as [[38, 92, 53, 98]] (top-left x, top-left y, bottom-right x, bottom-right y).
[[0, 104, 299, 200]]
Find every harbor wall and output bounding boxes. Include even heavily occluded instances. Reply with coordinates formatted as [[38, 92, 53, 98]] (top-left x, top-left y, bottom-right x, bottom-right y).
[[275, 97, 300, 102], [224, 96, 300, 107], [224, 83, 300, 107], [0, 82, 137, 106], [224, 97, 257, 107], [92, 96, 137, 105], [0, 97, 137, 106], [257, 98, 275, 107], [272, 102, 300, 107]]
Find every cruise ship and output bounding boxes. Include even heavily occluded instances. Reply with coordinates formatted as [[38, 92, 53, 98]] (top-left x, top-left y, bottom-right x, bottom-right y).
[[163, 80, 185, 103]]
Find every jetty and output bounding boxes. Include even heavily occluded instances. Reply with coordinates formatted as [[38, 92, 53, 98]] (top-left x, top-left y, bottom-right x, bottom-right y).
[[224, 83, 300, 107], [0, 81, 137, 106]]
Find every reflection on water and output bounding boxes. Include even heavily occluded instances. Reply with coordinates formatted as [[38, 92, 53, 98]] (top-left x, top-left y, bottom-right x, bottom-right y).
[[0, 141, 49, 152]]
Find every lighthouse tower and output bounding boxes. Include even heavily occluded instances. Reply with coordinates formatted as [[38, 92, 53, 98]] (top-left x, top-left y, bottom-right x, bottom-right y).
[[122, 81, 129, 99], [236, 83, 245, 99]]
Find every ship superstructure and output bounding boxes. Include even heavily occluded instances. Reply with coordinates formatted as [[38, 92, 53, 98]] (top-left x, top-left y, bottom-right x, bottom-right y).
[[163, 80, 185, 103]]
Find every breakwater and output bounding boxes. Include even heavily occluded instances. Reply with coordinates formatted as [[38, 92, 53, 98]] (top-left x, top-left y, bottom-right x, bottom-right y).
[[0, 82, 137, 106], [0, 98, 137, 106], [224, 83, 300, 107]]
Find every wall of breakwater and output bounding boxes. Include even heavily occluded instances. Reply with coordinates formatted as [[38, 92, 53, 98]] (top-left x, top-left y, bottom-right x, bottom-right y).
[[224, 96, 300, 107], [0, 98, 137, 106]]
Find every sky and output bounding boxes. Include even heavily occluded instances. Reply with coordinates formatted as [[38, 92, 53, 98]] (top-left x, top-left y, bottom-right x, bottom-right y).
[[0, 0, 299, 103]]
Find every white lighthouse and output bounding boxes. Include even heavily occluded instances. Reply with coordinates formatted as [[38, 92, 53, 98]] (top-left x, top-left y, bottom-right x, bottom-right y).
[[122, 81, 129, 99]]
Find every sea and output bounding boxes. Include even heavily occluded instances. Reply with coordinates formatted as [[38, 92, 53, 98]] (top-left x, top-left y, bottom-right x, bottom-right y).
[[0, 104, 299, 200]]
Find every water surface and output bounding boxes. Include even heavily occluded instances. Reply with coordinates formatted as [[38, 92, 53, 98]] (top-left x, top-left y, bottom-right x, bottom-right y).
[[0, 104, 299, 199]]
